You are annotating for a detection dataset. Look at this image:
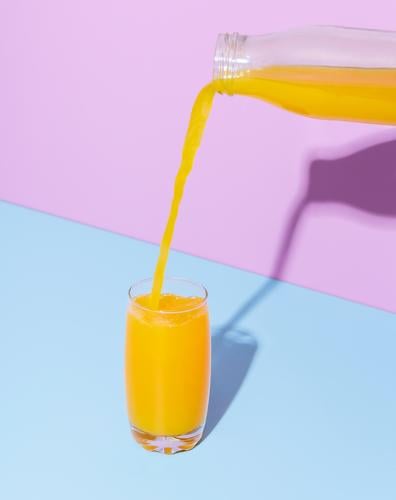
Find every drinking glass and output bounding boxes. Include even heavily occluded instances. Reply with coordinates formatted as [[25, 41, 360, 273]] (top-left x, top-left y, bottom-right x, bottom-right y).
[[125, 277, 211, 454]]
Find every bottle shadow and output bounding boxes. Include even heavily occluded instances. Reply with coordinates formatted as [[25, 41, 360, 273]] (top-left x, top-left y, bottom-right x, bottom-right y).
[[203, 136, 396, 441]]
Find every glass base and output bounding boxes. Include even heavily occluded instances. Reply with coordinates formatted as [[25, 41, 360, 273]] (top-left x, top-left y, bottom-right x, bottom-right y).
[[131, 424, 204, 455]]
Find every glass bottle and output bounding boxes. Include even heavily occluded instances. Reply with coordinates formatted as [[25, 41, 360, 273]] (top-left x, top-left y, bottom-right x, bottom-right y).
[[213, 26, 396, 124]]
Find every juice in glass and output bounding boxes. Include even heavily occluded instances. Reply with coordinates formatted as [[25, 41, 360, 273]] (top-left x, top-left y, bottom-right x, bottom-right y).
[[125, 278, 210, 454]]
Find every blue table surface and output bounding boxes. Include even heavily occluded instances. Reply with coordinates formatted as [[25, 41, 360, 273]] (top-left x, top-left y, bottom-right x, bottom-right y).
[[1, 201, 395, 500]]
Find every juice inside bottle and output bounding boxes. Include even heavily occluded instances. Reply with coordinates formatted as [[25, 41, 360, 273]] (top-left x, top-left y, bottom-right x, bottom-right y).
[[213, 65, 396, 124]]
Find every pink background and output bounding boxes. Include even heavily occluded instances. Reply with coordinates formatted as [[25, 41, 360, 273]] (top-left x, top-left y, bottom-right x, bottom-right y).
[[1, 0, 395, 313]]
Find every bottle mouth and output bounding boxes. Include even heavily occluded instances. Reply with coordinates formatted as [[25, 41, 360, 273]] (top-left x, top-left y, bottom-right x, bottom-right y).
[[213, 32, 246, 93]]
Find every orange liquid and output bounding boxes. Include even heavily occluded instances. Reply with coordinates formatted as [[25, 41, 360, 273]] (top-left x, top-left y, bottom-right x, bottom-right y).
[[125, 294, 210, 436], [150, 66, 396, 308], [150, 85, 216, 308], [218, 66, 396, 124], [128, 65, 396, 440]]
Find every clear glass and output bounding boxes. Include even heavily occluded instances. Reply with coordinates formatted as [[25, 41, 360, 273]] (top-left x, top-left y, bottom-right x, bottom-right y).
[[125, 277, 210, 454], [213, 26, 396, 125]]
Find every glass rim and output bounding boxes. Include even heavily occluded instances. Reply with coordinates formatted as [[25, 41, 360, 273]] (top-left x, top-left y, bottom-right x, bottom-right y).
[[128, 277, 208, 315]]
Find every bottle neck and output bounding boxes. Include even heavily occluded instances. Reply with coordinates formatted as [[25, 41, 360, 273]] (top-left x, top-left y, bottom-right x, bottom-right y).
[[213, 32, 247, 94]]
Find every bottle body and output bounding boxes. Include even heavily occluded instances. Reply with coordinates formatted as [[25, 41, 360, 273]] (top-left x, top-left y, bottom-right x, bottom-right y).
[[213, 26, 396, 124]]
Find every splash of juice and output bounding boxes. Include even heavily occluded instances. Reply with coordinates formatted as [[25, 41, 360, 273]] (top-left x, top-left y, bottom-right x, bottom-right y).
[[150, 66, 396, 307]]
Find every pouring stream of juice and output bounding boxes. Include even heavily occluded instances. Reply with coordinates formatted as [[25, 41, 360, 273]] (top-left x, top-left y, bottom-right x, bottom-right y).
[[150, 84, 216, 308], [150, 65, 396, 308]]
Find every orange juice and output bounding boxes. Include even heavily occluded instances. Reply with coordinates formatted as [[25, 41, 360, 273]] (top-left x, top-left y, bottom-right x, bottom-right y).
[[150, 66, 396, 309], [150, 85, 216, 308], [216, 66, 396, 124], [127, 64, 396, 454], [125, 291, 210, 452]]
